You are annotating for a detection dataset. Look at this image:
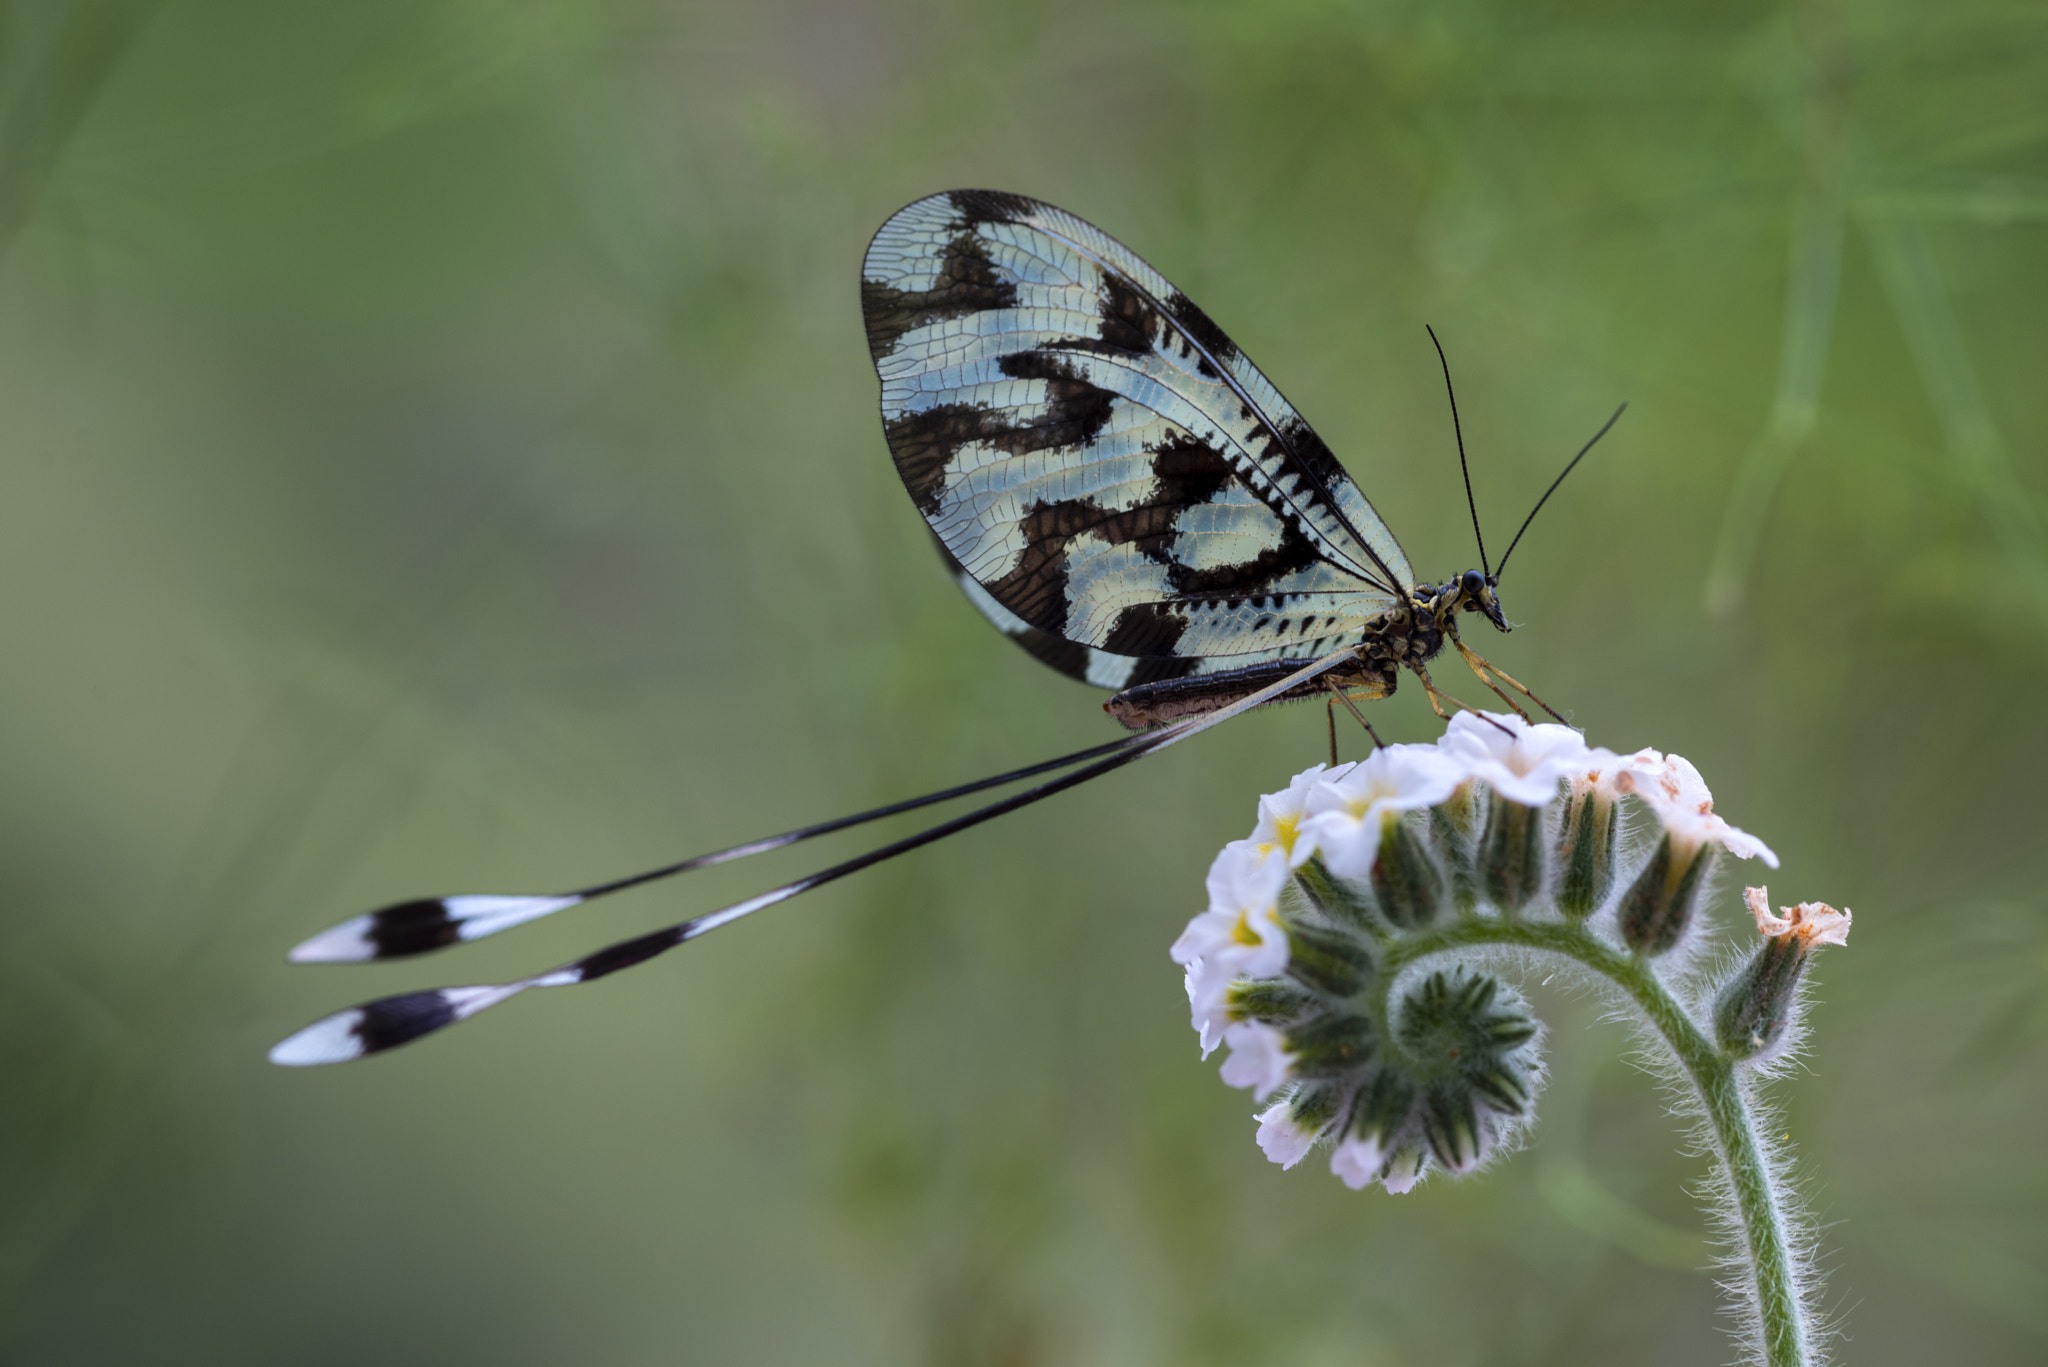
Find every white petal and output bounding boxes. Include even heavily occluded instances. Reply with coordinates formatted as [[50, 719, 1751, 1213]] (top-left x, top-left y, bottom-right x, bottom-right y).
[[1795, 903, 1853, 947], [1255, 1102, 1317, 1169], [1251, 763, 1351, 865], [1716, 822, 1780, 867], [1475, 765, 1565, 807], [1299, 746, 1462, 878], [1329, 1135, 1388, 1191], [1201, 841, 1262, 916], [1241, 903, 1293, 980], [1204, 840, 1290, 918], [1443, 713, 1589, 806], [1297, 808, 1384, 882], [1218, 1021, 1292, 1100], [1744, 886, 1790, 936], [1168, 910, 1230, 965], [1747, 887, 1851, 947], [1182, 958, 1235, 1053], [1379, 1150, 1424, 1194], [1441, 708, 1522, 754]]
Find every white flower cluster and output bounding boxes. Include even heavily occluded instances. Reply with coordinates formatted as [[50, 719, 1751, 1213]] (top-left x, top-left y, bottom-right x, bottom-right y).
[[1171, 711, 1782, 1194]]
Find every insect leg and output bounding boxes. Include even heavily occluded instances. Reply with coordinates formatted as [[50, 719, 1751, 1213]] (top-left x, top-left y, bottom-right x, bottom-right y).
[[1322, 675, 1385, 752], [1409, 662, 1516, 737], [1455, 651, 1533, 721], [1450, 637, 1567, 724]]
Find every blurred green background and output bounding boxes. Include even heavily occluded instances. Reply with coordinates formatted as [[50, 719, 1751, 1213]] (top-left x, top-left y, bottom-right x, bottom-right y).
[[3, 1, 2044, 1362]]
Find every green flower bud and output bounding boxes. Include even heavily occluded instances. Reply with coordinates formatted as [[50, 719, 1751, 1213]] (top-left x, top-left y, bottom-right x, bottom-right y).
[[1617, 835, 1716, 956], [1284, 923, 1375, 997], [1225, 977, 1316, 1025], [1378, 1147, 1427, 1194], [1293, 856, 1376, 932], [1329, 1069, 1417, 1191], [1346, 1065, 1417, 1149], [1478, 791, 1544, 913], [1371, 815, 1445, 930], [1284, 1011, 1377, 1078], [1430, 797, 1480, 914], [1286, 1079, 1344, 1133], [1715, 935, 1805, 1060], [1715, 887, 1853, 1061], [1555, 780, 1619, 921], [1421, 1081, 1485, 1172]]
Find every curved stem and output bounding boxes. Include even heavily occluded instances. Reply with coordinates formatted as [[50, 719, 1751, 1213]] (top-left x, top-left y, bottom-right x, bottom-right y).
[[1378, 919, 1811, 1367]]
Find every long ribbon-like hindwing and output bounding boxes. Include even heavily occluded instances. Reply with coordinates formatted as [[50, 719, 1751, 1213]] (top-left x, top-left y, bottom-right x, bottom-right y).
[[282, 732, 1153, 964], [271, 646, 1366, 1065]]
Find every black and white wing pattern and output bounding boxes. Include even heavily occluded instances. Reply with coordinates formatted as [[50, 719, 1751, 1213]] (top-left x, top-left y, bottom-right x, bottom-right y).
[[929, 533, 1211, 692], [862, 190, 1416, 686]]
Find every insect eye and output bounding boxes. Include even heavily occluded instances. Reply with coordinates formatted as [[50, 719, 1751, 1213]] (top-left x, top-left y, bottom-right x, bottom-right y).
[[1461, 569, 1486, 596]]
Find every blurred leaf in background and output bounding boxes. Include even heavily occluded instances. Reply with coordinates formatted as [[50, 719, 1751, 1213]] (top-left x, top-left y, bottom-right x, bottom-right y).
[[1, 0, 2044, 1363]]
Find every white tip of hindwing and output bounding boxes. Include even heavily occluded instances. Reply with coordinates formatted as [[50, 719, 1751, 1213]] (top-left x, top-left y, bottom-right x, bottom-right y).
[[443, 894, 582, 941], [287, 916, 380, 963], [269, 1008, 370, 1066]]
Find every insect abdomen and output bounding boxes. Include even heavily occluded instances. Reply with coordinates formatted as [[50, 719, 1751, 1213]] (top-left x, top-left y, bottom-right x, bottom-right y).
[[1105, 656, 1394, 729]]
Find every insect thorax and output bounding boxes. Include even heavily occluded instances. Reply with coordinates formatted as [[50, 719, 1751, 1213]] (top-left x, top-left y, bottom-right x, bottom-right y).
[[1100, 576, 1510, 730]]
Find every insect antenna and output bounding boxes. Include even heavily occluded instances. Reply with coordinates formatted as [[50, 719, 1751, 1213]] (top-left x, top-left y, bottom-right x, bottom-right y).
[[1495, 403, 1628, 581], [1427, 325, 1489, 579], [284, 731, 1160, 964], [270, 645, 1369, 1065]]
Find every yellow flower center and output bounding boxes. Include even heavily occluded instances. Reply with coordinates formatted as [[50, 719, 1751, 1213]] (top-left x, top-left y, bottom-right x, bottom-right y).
[[1265, 813, 1300, 855], [1344, 783, 1394, 819]]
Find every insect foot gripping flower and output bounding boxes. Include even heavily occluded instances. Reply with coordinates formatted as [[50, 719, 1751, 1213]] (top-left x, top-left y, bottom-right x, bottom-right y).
[[1715, 887, 1853, 1063], [1173, 723, 1851, 1367]]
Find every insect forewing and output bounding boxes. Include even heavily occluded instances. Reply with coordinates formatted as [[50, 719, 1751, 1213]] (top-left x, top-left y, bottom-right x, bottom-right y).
[[863, 190, 1414, 675]]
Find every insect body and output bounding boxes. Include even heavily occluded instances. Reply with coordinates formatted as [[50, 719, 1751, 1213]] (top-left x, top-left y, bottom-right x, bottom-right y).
[[1102, 574, 1507, 728], [268, 192, 1614, 1066]]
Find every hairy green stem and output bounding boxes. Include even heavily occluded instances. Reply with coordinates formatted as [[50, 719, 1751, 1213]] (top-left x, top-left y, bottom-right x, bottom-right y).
[[1377, 920, 1810, 1367]]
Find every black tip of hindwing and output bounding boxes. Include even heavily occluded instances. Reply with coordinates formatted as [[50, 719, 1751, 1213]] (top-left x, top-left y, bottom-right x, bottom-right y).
[[363, 899, 463, 958], [354, 990, 463, 1055]]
